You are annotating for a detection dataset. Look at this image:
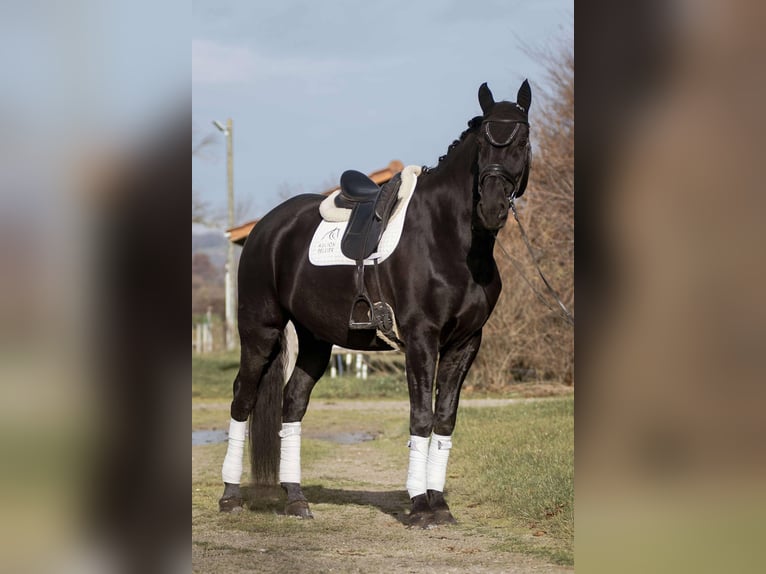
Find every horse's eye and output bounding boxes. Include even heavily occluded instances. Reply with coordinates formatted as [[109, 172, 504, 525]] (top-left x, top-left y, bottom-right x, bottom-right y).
[[518, 138, 528, 148]]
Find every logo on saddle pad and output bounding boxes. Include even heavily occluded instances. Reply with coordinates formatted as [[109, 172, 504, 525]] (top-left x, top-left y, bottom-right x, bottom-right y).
[[308, 166, 420, 267], [315, 226, 342, 256]]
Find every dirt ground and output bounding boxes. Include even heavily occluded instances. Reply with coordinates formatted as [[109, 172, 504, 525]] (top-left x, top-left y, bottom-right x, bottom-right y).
[[192, 397, 574, 574]]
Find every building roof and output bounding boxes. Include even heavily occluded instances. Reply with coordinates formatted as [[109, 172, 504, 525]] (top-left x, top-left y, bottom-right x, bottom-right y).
[[226, 160, 404, 245]]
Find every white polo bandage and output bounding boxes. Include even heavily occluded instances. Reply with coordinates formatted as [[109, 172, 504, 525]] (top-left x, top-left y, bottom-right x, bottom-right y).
[[426, 433, 453, 492], [278, 422, 302, 484], [406, 435, 430, 498], [221, 418, 248, 484]]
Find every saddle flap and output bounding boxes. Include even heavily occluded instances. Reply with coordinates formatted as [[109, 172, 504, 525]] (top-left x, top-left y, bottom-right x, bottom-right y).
[[340, 201, 384, 261], [338, 171, 404, 262]]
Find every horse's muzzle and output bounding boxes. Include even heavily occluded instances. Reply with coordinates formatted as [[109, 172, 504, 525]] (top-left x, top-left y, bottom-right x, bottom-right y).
[[477, 197, 509, 231]]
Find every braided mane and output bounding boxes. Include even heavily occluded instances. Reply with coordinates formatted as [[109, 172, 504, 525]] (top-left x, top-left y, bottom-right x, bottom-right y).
[[423, 115, 483, 173]]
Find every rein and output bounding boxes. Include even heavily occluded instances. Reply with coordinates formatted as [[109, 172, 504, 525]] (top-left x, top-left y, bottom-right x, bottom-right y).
[[474, 116, 573, 325], [497, 200, 575, 327]]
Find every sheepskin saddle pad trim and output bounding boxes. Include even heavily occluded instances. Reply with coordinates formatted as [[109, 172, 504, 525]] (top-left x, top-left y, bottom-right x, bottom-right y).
[[309, 165, 421, 267]]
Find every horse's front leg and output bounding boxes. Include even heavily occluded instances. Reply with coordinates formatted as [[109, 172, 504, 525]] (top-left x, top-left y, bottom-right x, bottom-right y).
[[403, 330, 439, 528], [429, 330, 483, 525]]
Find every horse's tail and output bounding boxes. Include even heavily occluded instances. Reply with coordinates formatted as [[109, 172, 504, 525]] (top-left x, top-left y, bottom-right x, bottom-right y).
[[248, 322, 298, 484]]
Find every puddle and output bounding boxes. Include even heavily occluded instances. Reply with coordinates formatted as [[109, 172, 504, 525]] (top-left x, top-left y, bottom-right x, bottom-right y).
[[192, 429, 379, 446], [192, 429, 228, 445], [313, 431, 377, 445]]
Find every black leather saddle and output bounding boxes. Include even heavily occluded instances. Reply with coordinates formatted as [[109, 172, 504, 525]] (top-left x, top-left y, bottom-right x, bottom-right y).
[[338, 170, 402, 261], [337, 170, 402, 331]]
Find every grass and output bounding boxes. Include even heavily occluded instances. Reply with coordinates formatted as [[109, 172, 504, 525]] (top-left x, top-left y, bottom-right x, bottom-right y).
[[192, 351, 411, 400], [192, 352, 574, 570], [310, 374, 408, 400], [192, 353, 239, 399], [192, 351, 571, 402], [451, 400, 574, 564]]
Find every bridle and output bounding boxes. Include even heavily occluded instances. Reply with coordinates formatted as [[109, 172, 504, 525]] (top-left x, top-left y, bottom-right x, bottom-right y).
[[478, 117, 530, 203], [477, 115, 574, 326]]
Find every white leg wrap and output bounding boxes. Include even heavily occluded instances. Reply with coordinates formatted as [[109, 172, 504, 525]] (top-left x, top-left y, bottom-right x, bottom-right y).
[[278, 422, 302, 484], [406, 435, 430, 498], [221, 418, 248, 484], [426, 433, 453, 492]]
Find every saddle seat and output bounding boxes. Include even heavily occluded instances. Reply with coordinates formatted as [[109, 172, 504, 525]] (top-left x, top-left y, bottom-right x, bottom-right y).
[[336, 170, 381, 207]]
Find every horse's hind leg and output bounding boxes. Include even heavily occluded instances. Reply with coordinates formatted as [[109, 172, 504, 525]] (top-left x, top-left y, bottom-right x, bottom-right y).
[[218, 311, 286, 512], [278, 326, 332, 518]]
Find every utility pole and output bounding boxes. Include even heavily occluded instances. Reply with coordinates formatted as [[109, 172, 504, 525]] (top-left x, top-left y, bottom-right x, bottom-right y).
[[213, 118, 237, 351]]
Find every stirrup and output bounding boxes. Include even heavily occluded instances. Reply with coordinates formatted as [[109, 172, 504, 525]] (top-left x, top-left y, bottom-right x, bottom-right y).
[[349, 293, 376, 330]]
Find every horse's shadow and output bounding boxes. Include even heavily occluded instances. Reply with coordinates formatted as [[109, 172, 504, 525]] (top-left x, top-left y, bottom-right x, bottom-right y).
[[241, 484, 411, 525]]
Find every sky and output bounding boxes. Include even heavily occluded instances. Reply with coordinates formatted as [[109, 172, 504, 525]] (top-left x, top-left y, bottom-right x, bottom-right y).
[[0, 1, 188, 143], [193, 0, 573, 227]]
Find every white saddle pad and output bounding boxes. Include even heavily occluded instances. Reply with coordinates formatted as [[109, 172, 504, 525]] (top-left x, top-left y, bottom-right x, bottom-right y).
[[308, 165, 421, 266]]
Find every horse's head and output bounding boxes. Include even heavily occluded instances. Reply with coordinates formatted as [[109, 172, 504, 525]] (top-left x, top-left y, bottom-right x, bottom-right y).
[[475, 80, 532, 231]]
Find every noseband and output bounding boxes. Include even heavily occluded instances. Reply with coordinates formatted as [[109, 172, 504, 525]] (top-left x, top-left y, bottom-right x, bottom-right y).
[[478, 118, 530, 202]]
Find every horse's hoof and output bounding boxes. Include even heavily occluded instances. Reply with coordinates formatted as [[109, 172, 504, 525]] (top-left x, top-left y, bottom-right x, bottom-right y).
[[407, 493, 435, 529], [432, 508, 457, 525], [285, 499, 314, 519], [425, 490, 457, 525], [218, 497, 244, 512], [407, 510, 436, 529]]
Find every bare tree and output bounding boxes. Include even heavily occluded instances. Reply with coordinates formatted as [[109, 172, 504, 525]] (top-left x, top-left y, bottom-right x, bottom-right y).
[[312, 173, 339, 194], [192, 132, 216, 159], [276, 181, 305, 201], [192, 128, 217, 225], [192, 190, 210, 225]]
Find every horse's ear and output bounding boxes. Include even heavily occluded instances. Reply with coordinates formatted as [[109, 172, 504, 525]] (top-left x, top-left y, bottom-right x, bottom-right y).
[[478, 82, 495, 115], [517, 79, 532, 112]]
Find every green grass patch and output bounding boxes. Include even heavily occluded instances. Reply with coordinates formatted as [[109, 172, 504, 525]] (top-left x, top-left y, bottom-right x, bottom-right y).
[[450, 397, 574, 565], [192, 351, 409, 401], [192, 352, 567, 403], [310, 374, 408, 400], [192, 352, 239, 399], [192, 402, 230, 430]]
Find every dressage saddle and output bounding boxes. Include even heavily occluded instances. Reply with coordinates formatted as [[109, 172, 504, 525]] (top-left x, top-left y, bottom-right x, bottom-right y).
[[338, 170, 402, 260], [337, 170, 402, 332]]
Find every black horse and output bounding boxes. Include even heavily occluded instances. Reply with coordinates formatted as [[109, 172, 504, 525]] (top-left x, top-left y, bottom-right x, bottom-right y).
[[219, 81, 532, 528]]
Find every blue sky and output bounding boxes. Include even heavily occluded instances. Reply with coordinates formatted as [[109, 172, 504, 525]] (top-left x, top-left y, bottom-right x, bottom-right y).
[[193, 0, 572, 225], [0, 1, 188, 143]]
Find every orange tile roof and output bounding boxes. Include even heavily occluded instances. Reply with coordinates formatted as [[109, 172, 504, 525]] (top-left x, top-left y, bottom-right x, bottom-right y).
[[226, 160, 404, 245]]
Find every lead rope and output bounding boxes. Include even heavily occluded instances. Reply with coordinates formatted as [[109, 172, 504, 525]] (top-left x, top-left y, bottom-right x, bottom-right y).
[[497, 200, 575, 327]]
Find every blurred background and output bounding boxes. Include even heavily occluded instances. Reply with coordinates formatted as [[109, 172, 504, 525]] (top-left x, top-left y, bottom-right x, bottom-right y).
[[576, 1, 766, 572], [0, 1, 188, 572]]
